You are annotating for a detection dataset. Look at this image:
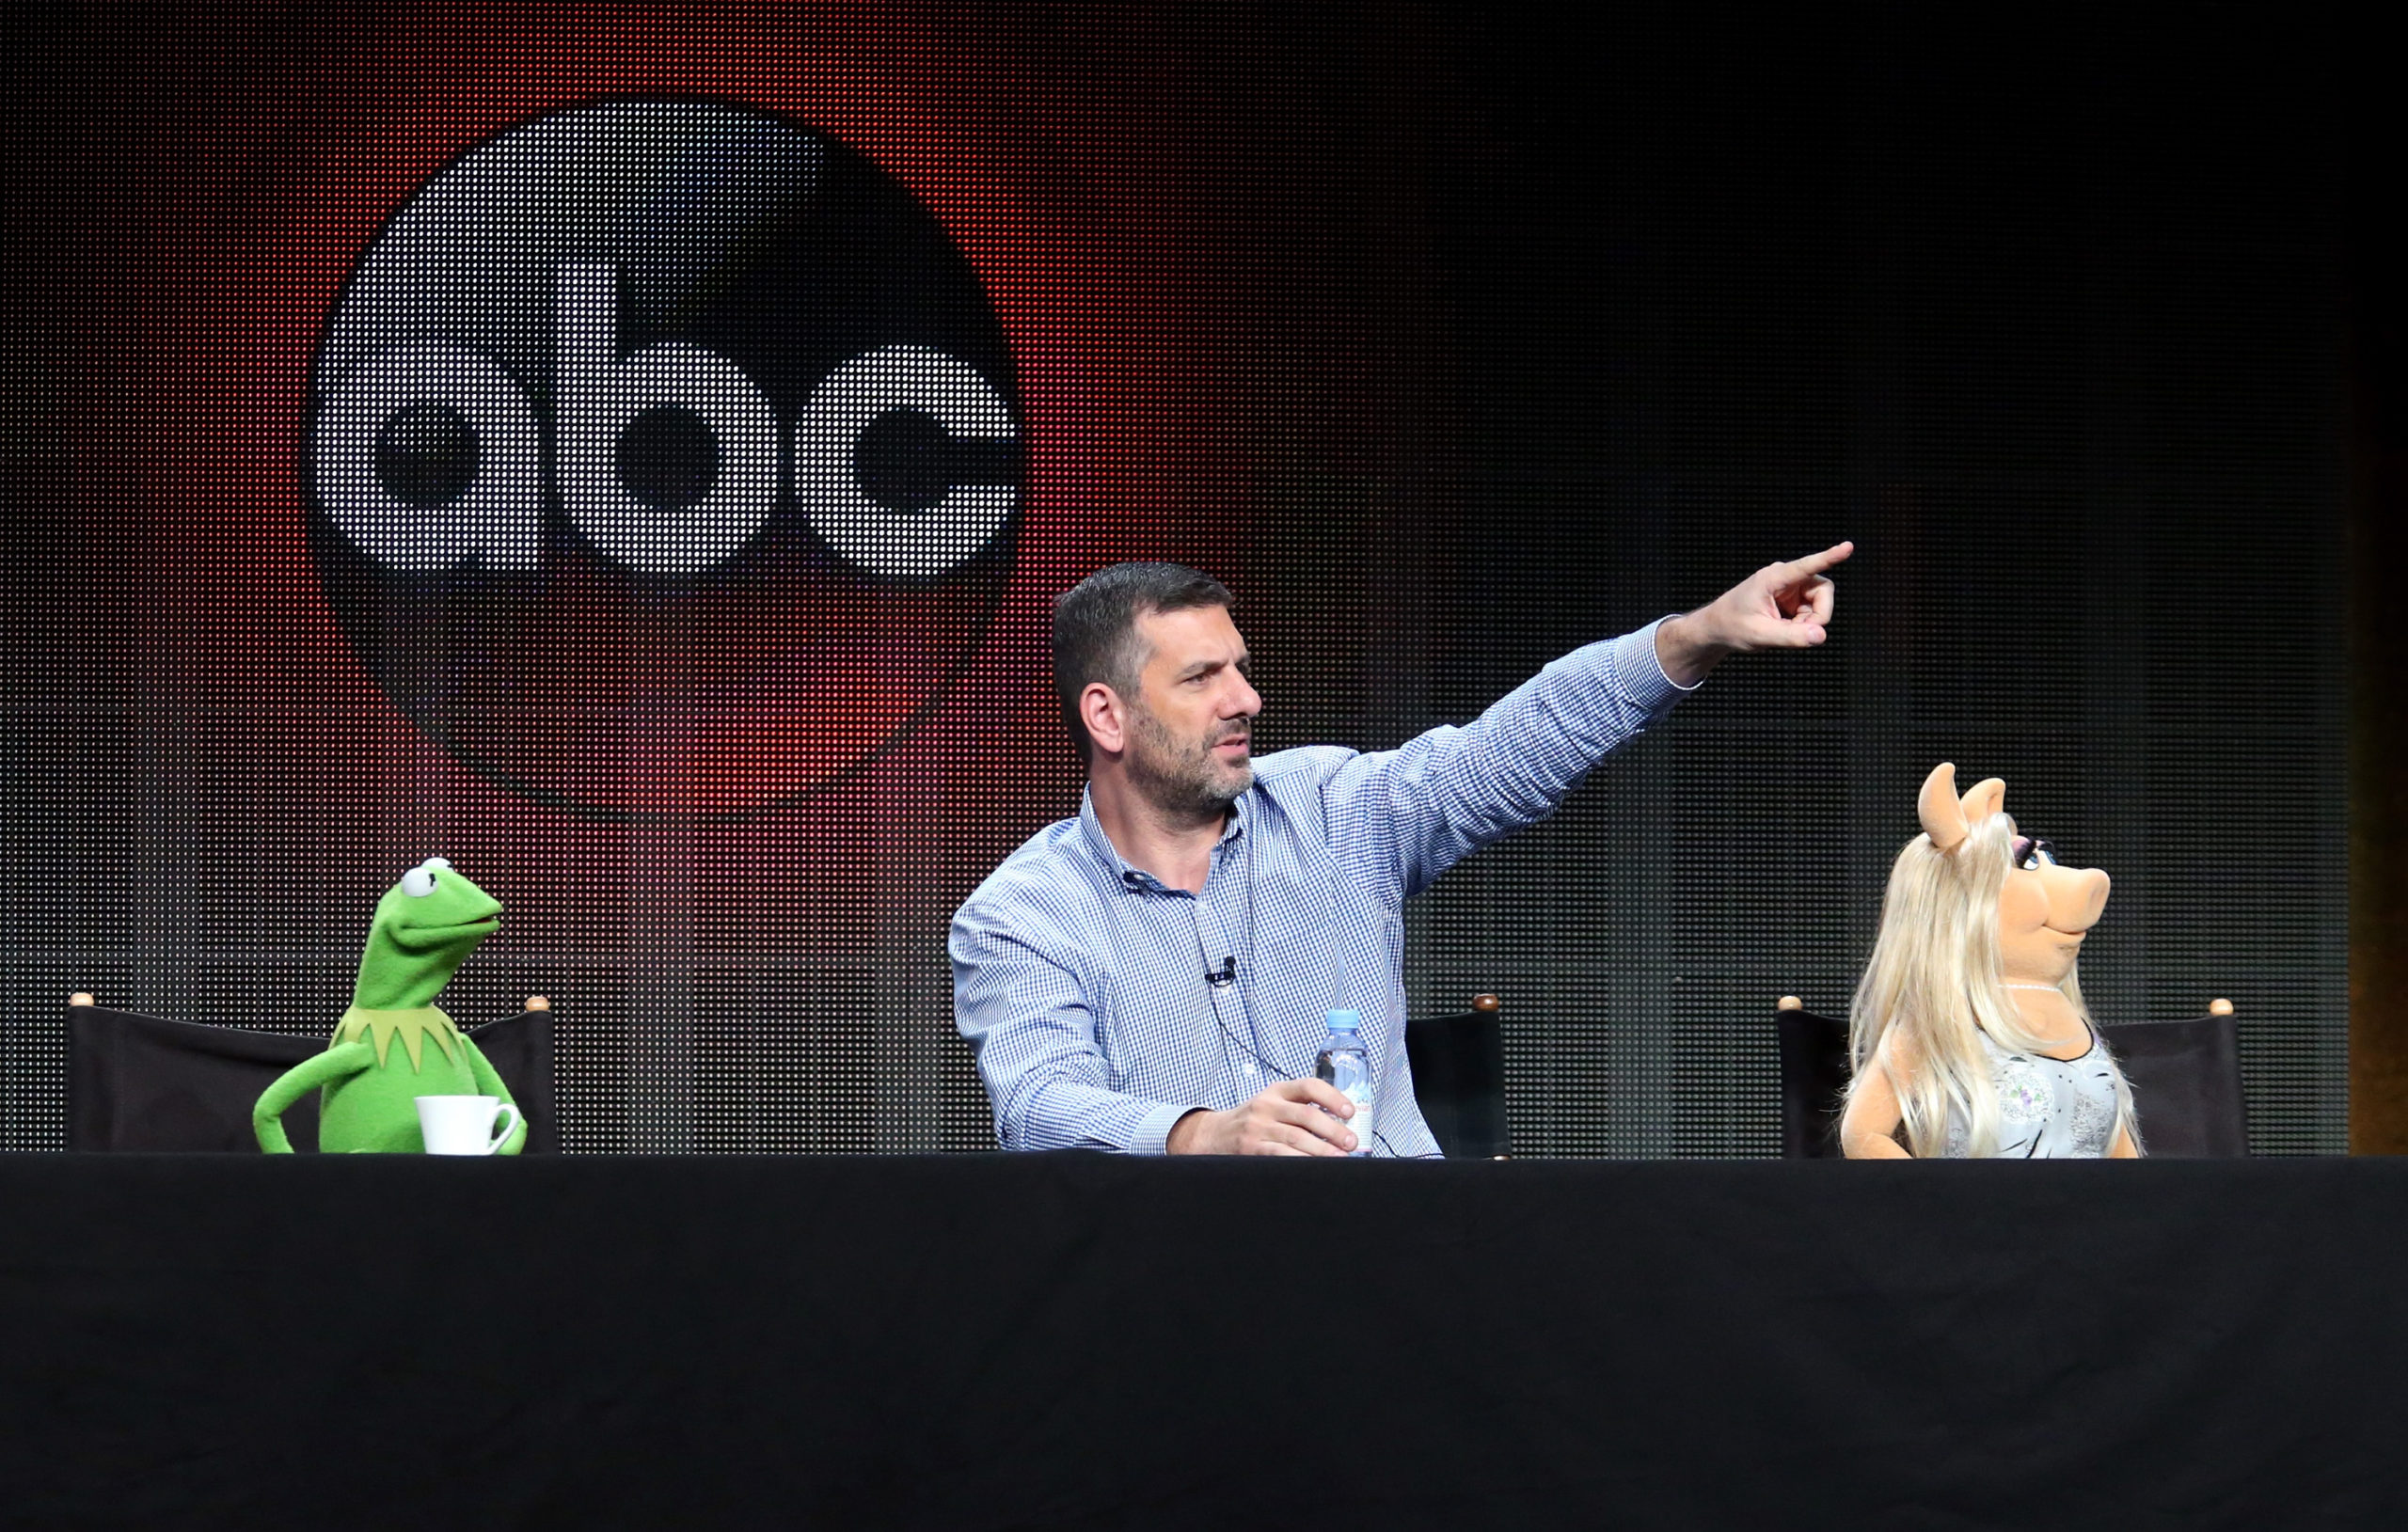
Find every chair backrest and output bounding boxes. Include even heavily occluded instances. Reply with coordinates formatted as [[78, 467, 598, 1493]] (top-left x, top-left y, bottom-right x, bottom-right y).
[[1773, 1002, 1851, 1159], [2099, 1012, 2247, 1157], [67, 1000, 558, 1152], [1772, 997, 2251, 1159], [71, 1006, 327, 1152], [1406, 994, 1508, 1159]]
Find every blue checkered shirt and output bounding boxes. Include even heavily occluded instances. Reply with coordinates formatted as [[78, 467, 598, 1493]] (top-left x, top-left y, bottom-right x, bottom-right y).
[[950, 621, 1696, 1155]]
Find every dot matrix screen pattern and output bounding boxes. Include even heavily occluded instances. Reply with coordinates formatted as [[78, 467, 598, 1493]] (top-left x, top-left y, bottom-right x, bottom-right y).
[[0, 9, 2346, 1155]]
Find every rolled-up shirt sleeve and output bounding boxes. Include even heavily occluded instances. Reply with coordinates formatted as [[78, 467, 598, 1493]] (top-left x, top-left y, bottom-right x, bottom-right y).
[[949, 899, 1197, 1153]]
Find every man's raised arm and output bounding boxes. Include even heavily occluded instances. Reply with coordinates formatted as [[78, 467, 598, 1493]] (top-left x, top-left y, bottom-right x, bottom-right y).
[[1319, 543, 1853, 900]]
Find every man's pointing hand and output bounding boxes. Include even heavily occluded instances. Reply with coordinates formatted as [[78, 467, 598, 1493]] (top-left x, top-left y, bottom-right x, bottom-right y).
[[1655, 540, 1854, 687]]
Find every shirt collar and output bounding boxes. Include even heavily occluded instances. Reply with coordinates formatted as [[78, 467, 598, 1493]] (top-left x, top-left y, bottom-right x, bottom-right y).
[[1078, 784, 1250, 894]]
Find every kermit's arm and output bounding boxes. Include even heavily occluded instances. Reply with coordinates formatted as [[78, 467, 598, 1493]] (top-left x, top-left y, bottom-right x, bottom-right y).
[[253, 1042, 376, 1154], [460, 1034, 529, 1156]]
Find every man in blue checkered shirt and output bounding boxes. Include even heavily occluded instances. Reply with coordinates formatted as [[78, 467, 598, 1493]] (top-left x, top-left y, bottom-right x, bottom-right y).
[[951, 546, 1851, 1156]]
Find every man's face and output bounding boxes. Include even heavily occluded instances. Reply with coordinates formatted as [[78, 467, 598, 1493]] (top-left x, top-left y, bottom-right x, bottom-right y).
[[1121, 605, 1262, 820]]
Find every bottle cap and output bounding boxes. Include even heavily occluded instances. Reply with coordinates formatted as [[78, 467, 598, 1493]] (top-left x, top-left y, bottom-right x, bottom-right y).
[[1325, 1009, 1361, 1031]]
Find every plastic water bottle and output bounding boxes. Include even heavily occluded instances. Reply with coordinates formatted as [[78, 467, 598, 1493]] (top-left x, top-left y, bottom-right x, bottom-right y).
[[1314, 1009, 1374, 1157]]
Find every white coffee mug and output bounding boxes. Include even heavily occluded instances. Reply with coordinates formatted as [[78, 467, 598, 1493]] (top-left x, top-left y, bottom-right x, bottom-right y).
[[415, 1094, 522, 1156]]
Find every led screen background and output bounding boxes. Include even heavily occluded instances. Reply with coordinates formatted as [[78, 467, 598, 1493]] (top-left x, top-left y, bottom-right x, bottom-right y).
[[0, 7, 2346, 1153]]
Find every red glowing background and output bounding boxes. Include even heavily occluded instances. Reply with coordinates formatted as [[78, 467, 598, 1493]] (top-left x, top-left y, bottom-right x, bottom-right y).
[[111, 9, 1466, 843]]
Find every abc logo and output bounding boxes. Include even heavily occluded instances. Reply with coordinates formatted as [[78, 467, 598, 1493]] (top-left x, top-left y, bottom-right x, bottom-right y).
[[304, 101, 1022, 817]]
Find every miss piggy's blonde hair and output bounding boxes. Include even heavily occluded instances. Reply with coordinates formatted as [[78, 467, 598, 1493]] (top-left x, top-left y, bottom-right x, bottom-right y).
[[1845, 809, 2138, 1158]]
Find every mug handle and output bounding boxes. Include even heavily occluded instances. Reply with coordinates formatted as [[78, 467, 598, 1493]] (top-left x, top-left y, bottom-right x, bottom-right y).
[[483, 1102, 523, 1156]]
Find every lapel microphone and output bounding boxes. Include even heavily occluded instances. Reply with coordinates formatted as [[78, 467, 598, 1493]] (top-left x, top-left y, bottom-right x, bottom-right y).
[[1206, 955, 1237, 989]]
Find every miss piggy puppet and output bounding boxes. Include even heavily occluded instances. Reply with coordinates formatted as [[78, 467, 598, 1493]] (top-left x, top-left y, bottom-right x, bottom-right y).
[[1841, 763, 2140, 1159]]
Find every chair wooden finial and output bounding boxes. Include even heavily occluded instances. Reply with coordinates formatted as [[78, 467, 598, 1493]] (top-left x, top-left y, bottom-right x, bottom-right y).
[[69, 992, 94, 1008], [2209, 997, 2234, 1017], [1471, 992, 1501, 1014], [525, 995, 551, 1013], [1777, 995, 1803, 1012]]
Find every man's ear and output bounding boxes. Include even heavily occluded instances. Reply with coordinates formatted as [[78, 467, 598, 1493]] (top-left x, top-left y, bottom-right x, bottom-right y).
[[1081, 682, 1129, 757]]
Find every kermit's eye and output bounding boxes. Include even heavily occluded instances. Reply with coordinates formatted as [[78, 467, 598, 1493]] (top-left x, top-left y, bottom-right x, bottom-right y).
[[401, 866, 438, 897]]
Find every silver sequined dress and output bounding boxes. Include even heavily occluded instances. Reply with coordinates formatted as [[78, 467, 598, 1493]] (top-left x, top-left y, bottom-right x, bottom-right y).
[[1940, 1025, 2121, 1158]]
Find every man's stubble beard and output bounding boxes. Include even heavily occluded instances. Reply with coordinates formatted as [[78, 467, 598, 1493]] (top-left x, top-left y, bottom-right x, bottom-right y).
[[1126, 702, 1252, 827]]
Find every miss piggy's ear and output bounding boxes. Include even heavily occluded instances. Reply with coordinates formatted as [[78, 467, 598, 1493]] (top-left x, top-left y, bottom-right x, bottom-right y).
[[1958, 777, 2006, 827], [1920, 762, 1971, 851]]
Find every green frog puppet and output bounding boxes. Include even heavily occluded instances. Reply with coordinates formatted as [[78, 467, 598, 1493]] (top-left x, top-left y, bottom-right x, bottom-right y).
[[253, 857, 528, 1154]]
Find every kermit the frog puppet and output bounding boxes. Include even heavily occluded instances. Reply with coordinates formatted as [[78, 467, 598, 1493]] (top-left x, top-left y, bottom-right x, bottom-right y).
[[254, 857, 528, 1154]]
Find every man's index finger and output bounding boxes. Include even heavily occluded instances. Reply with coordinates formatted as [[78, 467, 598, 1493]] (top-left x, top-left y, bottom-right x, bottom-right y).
[[1784, 540, 1855, 578]]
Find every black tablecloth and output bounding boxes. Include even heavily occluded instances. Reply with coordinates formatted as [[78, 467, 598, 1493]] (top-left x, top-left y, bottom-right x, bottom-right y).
[[3, 1154, 2403, 1529]]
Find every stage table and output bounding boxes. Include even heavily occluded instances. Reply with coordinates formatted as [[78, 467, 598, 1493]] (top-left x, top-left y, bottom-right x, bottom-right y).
[[3, 1154, 2402, 1527]]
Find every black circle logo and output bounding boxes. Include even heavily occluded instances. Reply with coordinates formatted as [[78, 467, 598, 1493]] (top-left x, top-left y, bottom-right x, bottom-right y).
[[304, 100, 1022, 818]]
